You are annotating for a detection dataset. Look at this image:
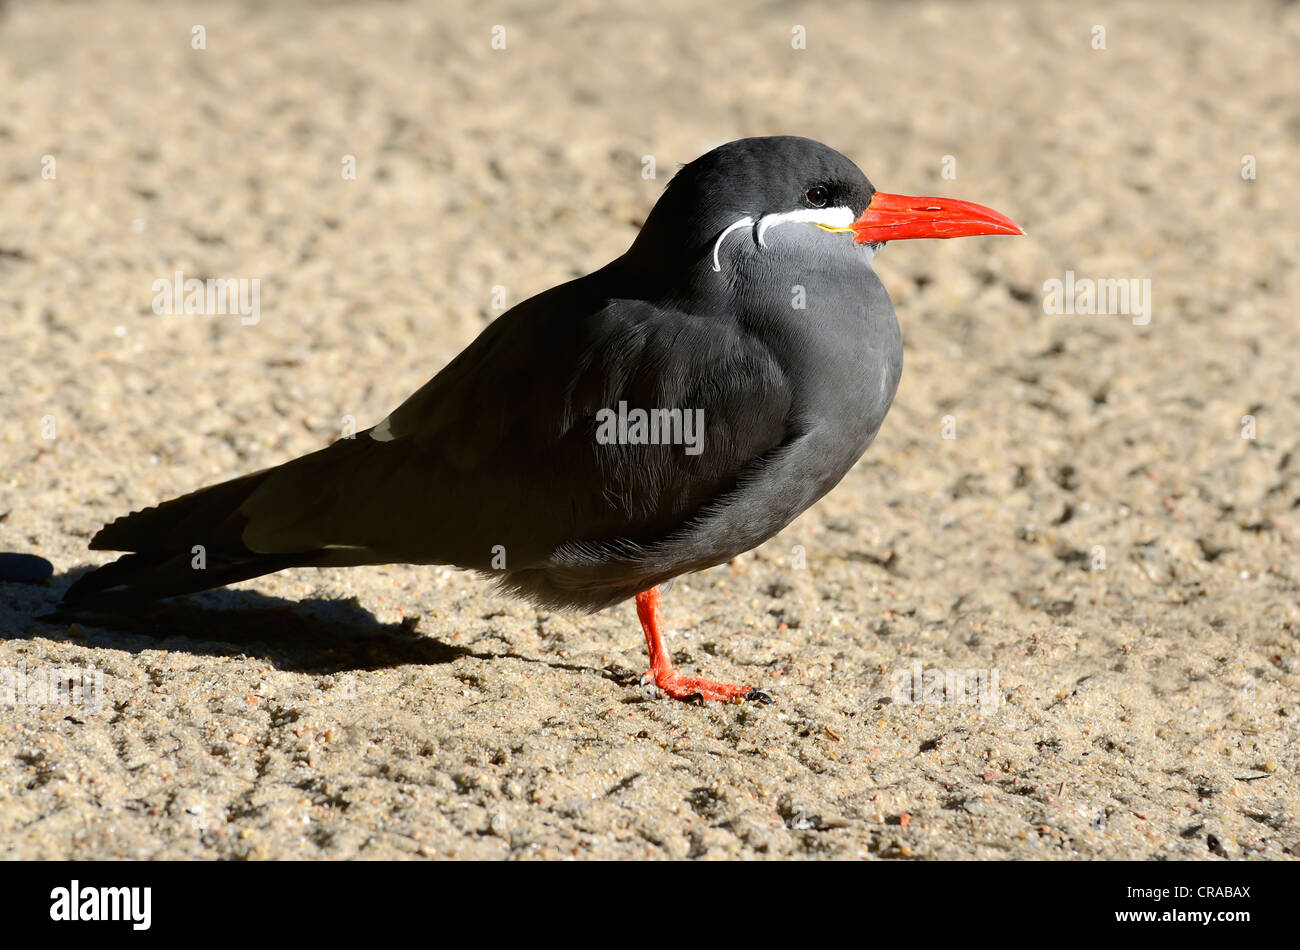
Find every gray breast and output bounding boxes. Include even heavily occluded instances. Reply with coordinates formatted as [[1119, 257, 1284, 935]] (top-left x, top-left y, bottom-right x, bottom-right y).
[[729, 224, 903, 459]]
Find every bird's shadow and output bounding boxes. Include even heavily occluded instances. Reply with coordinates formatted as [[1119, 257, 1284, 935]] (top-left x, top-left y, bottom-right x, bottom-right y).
[[12, 567, 475, 675]]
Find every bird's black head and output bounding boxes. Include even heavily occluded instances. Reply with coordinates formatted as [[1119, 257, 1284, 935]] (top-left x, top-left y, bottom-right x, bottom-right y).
[[620, 136, 1022, 282], [627, 136, 876, 271]]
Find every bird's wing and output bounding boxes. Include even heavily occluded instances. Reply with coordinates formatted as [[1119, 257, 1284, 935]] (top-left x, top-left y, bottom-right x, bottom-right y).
[[234, 282, 796, 571]]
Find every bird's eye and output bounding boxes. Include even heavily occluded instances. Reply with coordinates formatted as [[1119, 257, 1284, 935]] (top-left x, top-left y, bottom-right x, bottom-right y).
[[805, 185, 830, 208]]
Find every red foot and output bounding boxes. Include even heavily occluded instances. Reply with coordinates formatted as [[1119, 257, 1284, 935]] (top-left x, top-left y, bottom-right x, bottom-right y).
[[634, 587, 772, 706], [641, 669, 754, 704]]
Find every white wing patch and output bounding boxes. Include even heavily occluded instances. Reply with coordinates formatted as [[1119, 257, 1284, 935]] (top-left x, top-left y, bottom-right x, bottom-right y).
[[369, 417, 396, 442], [711, 206, 856, 273]]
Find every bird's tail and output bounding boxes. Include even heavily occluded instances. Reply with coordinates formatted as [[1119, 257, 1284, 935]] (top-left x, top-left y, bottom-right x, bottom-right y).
[[61, 467, 323, 608]]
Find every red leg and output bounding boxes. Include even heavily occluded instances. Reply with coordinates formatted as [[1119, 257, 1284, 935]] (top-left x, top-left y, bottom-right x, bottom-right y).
[[634, 587, 770, 704]]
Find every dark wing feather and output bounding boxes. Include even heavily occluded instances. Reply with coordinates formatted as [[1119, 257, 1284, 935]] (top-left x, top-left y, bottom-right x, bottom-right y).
[[233, 281, 794, 571], [66, 276, 794, 607]]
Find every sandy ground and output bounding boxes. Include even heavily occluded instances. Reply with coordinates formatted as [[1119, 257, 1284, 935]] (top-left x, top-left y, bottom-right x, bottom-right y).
[[1, 0, 1298, 860]]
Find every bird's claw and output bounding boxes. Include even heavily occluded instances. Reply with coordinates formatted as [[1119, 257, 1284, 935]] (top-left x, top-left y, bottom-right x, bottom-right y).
[[640, 669, 771, 705]]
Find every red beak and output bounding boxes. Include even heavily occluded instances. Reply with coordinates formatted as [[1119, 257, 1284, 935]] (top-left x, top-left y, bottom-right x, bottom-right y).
[[850, 191, 1024, 244]]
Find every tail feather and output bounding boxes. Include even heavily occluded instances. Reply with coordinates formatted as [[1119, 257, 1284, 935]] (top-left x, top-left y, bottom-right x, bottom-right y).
[[91, 468, 269, 553], [65, 467, 323, 608], [61, 550, 319, 607]]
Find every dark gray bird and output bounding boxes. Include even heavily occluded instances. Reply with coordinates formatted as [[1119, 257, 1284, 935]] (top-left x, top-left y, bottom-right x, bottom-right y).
[[64, 136, 1022, 703]]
